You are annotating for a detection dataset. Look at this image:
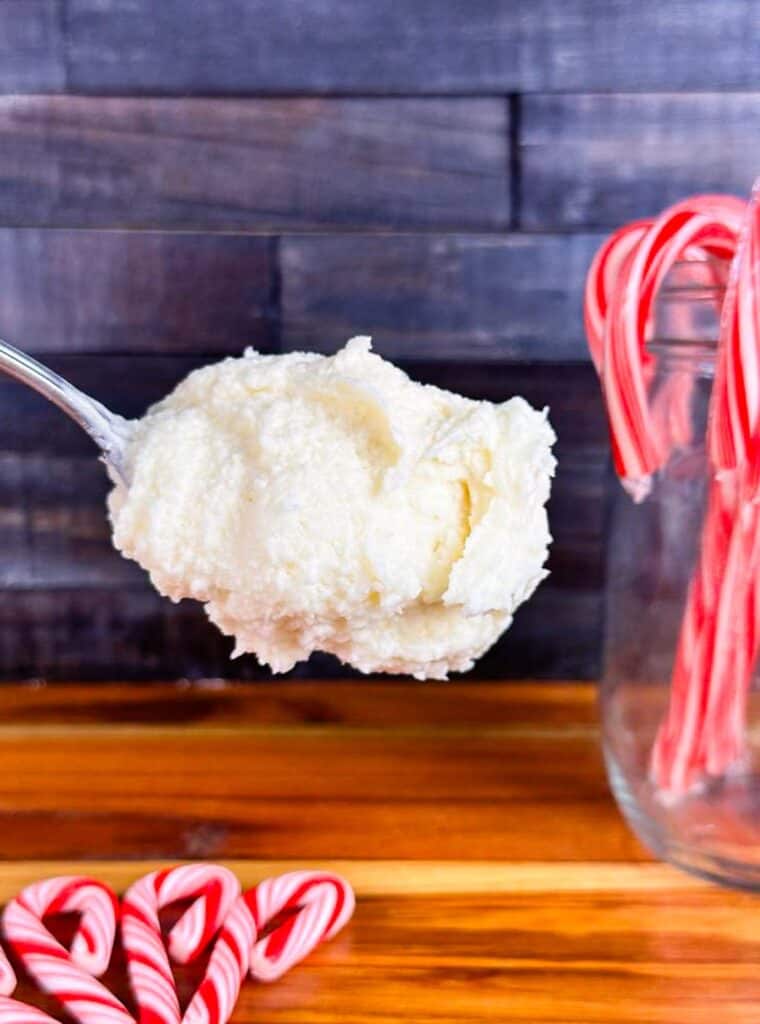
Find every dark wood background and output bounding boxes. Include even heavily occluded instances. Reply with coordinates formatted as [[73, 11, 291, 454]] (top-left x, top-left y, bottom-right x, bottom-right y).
[[0, 0, 754, 681]]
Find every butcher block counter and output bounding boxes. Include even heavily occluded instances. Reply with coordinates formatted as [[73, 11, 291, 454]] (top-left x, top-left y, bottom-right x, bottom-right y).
[[0, 680, 756, 1024]]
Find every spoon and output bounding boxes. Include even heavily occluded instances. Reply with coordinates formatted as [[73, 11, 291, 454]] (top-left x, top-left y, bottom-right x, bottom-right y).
[[0, 337, 134, 484]]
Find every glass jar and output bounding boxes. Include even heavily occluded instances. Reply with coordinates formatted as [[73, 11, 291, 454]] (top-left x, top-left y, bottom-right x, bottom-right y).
[[600, 257, 760, 889]]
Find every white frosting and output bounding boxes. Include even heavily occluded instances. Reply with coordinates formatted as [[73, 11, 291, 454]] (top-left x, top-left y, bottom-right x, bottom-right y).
[[108, 338, 556, 679]]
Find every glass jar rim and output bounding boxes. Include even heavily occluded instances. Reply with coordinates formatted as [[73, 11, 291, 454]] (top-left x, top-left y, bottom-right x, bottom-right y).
[[648, 258, 728, 361], [657, 256, 730, 300]]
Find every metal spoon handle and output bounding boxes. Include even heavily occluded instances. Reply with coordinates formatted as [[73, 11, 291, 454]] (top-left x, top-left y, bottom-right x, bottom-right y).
[[0, 337, 133, 480]]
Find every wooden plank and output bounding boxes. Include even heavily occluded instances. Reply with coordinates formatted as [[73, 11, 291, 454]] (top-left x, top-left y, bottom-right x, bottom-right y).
[[13, 676, 757, 1024], [0, 727, 640, 860], [0, 454, 139, 587], [0, 231, 275, 354], [522, 94, 760, 230], [0, 228, 600, 359], [66, 0, 760, 93], [0, 860, 704, 900], [0, 583, 602, 682], [399, 363, 608, 449], [547, 446, 607, 592], [190, 889, 760, 1024], [479, 586, 603, 681], [0, 355, 209, 455], [281, 234, 601, 362], [0, 1, 65, 92], [0, 680, 752, 1024], [0, 681, 599, 728], [0, 357, 608, 455], [0, 96, 509, 231], [0, 585, 249, 682]]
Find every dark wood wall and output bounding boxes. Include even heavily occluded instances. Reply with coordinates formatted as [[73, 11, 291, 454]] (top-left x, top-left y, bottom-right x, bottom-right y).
[[0, 1, 754, 681]]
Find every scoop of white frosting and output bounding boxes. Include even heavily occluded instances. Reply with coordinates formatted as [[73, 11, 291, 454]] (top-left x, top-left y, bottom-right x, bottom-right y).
[[108, 337, 556, 679]]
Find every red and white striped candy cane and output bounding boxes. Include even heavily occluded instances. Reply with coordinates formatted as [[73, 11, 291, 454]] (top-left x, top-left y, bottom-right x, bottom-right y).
[[15, 875, 119, 977], [3, 876, 130, 1024], [601, 197, 744, 496], [584, 219, 652, 374], [694, 184, 760, 780], [0, 926, 51, 1024], [165, 866, 241, 966], [595, 241, 704, 466], [0, 948, 15, 997], [0, 996, 62, 1024], [182, 896, 256, 1024], [672, 188, 760, 790], [176, 870, 354, 1021], [650, 473, 741, 791], [686, 490, 758, 783], [710, 183, 760, 476], [590, 189, 760, 795], [244, 871, 354, 983], [585, 196, 744, 493], [121, 864, 241, 1024]]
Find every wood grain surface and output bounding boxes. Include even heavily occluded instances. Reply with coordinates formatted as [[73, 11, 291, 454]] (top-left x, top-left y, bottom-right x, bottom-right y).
[[0, 229, 604, 360], [0, 1, 64, 92], [281, 234, 601, 361], [0, 96, 509, 231], [522, 93, 758, 229], [3, 0, 745, 683], [0, 583, 603, 683], [0, 231, 276, 354], [1, 681, 759, 1024], [63, 0, 760, 93], [0, 728, 621, 861], [0, 356, 207, 454], [0, 682, 627, 863]]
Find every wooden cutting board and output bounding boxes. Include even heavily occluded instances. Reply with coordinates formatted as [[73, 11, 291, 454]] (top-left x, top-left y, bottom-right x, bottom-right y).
[[0, 681, 756, 1024]]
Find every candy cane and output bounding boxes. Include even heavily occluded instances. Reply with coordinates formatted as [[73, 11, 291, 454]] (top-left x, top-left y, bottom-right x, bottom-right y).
[[245, 872, 355, 983], [601, 197, 744, 496], [584, 220, 652, 373], [121, 864, 241, 1024], [3, 877, 131, 1024], [651, 473, 741, 792], [585, 197, 742, 486], [15, 875, 119, 977], [663, 190, 760, 789], [0, 952, 60, 1024], [2, 867, 354, 1024], [588, 189, 760, 795], [697, 188, 760, 778], [0, 948, 15, 997], [710, 183, 760, 475], [182, 896, 256, 1024], [0, 996, 62, 1024], [177, 869, 354, 1021]]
